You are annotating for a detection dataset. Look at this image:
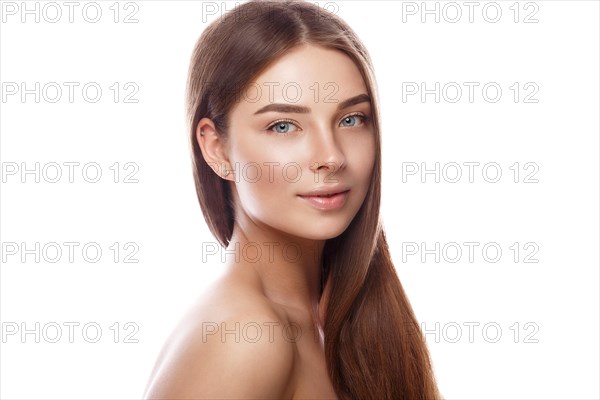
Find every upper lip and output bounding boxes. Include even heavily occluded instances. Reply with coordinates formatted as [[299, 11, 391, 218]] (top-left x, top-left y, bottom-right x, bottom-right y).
[[298, 186, 351, 197]]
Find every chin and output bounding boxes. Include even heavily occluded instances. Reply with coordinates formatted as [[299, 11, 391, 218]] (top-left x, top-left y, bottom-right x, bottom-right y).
[[298, 230, 344, 241], [290, 219, 352, 241]]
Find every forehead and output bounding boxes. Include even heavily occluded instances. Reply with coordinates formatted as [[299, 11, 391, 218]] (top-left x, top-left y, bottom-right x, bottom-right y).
[[238, 44, 368, 107]]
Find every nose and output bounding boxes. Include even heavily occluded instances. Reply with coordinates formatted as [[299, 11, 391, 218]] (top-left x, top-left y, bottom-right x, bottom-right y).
[[308, 125, 346, 180]]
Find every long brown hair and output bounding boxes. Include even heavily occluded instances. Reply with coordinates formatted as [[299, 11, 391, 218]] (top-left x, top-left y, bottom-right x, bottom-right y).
[[186, 1, 441, 398]]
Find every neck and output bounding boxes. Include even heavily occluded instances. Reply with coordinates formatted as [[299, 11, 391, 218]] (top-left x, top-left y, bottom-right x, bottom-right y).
[[224, 214, 326, 326]]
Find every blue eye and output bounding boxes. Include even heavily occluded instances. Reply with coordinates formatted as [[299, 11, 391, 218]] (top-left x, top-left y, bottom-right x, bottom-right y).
[[340, 113, 367, 127], [268, 120, 298, 134]]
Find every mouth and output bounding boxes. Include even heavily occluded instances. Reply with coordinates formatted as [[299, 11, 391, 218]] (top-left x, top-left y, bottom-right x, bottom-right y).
[[297, 189, 350, 210]]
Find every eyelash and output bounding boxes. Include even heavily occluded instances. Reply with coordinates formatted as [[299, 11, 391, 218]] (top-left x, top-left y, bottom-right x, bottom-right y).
[[266, 112, 370, 135]]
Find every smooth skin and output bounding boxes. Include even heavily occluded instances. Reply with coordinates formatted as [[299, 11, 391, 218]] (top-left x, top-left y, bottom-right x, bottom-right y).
[[144, 44, 376, 399]]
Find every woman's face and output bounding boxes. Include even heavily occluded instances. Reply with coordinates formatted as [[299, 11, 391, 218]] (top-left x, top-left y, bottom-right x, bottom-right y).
[[223, 44, 376, 240]]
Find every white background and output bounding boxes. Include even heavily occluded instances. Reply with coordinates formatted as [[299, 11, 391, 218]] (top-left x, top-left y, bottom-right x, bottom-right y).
[[1, 1, 598, 399]]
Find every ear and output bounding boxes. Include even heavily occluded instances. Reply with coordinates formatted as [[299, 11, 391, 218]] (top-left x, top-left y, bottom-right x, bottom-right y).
[[195, 117, 234, 181]]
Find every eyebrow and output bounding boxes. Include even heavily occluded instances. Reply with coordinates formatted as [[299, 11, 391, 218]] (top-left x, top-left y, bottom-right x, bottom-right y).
[[253, 93, 371, 115]]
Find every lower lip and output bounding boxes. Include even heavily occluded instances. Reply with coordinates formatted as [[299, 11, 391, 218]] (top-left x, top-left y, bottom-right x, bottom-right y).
[[298, 191, 349, 211]]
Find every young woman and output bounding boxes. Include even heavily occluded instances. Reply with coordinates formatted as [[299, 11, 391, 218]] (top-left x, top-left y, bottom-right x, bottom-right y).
[[144, 1, 441, 398]]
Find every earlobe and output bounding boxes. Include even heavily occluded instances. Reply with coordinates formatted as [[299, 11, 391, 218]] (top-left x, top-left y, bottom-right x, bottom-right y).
[[196, 118, 234, 180]]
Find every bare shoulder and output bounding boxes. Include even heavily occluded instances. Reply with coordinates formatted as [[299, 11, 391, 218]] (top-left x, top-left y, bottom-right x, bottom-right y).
[[144, 270, 296, 399]]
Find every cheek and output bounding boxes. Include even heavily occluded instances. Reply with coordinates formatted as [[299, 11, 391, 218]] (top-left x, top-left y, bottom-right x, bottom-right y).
[[231, 132, 313, 187], [342, 135, 376, 183], [229, 135, 295, 216]]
